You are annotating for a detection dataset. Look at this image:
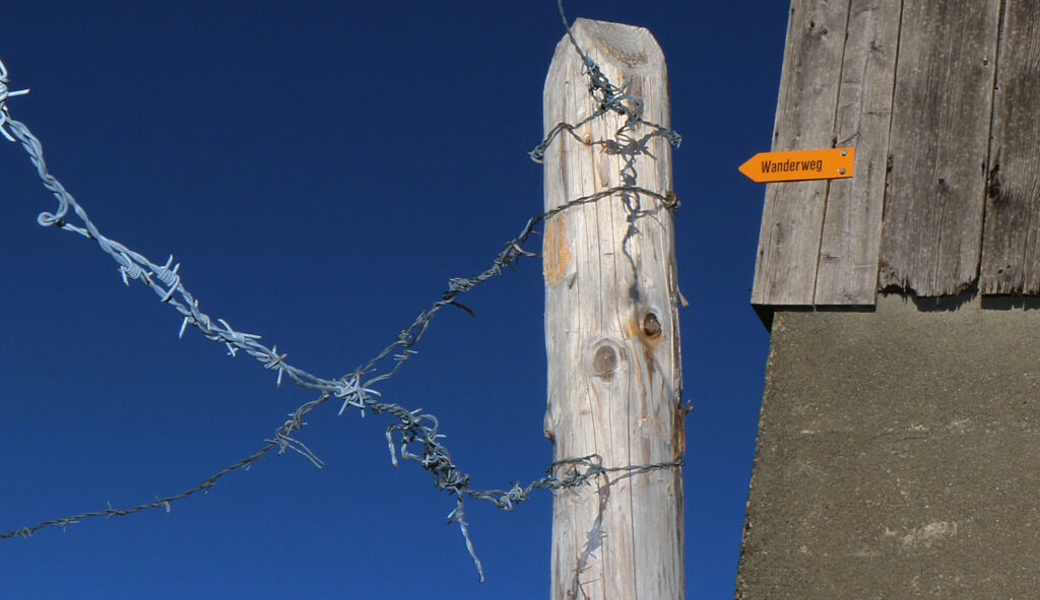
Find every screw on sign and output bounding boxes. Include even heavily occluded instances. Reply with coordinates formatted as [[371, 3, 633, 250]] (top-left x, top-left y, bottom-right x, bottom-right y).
[[739, 147, 855, 183]]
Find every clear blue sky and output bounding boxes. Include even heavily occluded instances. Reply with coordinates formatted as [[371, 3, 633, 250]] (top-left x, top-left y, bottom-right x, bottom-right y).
[[1, 2, 787, 598]]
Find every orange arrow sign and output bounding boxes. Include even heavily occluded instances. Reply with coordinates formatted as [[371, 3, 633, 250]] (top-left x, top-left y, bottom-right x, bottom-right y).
[[739, 147, 854, 183]]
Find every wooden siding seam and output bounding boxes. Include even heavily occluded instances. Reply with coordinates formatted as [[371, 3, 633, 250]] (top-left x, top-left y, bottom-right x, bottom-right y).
[[809, 0, 855, 304], [752, 0, 852, 306], [978, 0, 1010, 294], [876, 0, 904, 289], [829, 0, 855, 151], [878, 1, 904, 238], [814, 0, 901, 305], [976, 0, 1007, 292]]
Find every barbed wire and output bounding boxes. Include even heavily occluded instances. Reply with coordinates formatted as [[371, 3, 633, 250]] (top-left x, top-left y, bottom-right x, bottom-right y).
[[528, 0, 683, 163], [0, 2, 683, 583]]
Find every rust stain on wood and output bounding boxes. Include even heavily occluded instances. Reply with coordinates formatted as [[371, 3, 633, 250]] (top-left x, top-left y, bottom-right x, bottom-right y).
[[622, 315, 641, 339], [672, 403, 691, 462], [542, 215, 571, 285], [623, 311, 664, 370]]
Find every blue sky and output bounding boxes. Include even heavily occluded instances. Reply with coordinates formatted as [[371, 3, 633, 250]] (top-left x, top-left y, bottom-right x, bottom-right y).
[[1, 1, 787, 598]]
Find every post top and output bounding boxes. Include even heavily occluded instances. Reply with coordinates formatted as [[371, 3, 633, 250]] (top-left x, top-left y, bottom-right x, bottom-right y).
[[549, 18, 664, 76]]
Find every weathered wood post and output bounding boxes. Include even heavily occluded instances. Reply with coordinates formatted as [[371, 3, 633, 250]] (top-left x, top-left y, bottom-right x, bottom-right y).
[[541, 18, 684, 600]]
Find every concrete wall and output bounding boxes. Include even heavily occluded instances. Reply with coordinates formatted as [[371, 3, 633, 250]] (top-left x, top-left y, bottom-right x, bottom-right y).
[[735, 294, 1040, 598]]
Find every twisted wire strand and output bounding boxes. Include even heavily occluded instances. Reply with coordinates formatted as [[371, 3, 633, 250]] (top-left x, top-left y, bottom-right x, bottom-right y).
[[528, 0, 683, 163], [0, 6, 683, 581]]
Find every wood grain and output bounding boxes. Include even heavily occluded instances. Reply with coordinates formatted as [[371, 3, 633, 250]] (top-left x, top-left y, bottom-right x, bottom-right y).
[[877, 0, 1000, 295], [751, 0, 850, 306], [813, 0, 900, 305], [979, 0, 1040, 294], [542, 18, 683, 600]]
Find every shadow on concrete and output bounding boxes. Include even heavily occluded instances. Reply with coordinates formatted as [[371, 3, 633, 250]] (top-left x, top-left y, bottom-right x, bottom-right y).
[[754, 290, 1040, 331], [980, 296, 1040, 311], [753, 304, 874, 331], [905, 290, 977, 312]]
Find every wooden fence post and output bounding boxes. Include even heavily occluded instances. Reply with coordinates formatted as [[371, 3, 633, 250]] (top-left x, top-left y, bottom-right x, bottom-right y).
[[541, 18, 684, 600]]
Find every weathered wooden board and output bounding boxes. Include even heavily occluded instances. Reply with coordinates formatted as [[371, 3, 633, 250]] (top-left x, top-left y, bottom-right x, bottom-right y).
[[813, 0, 900, 305], [542, 19, 683, 600], [877, 0, 1000, 295], [751, 0, 850, 306], [979, 0, 1040, 295]]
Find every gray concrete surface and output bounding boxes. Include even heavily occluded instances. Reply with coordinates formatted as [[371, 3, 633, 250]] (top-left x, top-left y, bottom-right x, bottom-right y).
[[735, 294, 1040, 599]]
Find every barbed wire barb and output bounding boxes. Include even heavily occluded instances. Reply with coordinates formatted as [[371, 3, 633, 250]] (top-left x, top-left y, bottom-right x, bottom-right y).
[[0, 58, 30, 142]]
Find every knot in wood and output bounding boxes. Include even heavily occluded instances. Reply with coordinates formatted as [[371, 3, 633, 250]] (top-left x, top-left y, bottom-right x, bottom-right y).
[[593, 345, 618, 378], [642, 312, 661, 338], [588, 340, 623, 381]]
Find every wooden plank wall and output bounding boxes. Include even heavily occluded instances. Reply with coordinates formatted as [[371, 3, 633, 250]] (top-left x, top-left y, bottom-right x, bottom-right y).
[[752, 0, 1039, 308], [877, 1, 1000, 294], [979, 2, 1040, 294], [816, 0, 900, 304], [751, 1, 848, 306]]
